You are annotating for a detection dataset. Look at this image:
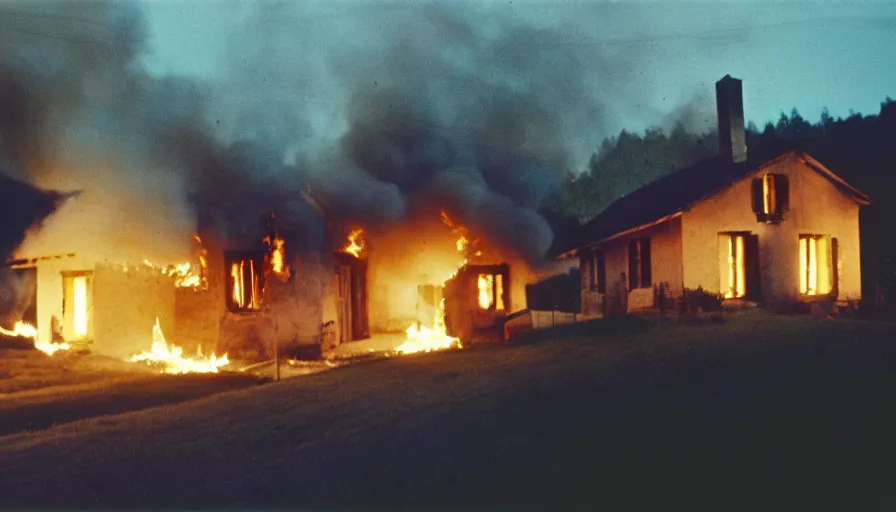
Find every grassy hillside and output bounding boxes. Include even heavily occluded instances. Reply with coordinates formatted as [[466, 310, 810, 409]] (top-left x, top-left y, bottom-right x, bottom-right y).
[[2, 312, 896, 509]]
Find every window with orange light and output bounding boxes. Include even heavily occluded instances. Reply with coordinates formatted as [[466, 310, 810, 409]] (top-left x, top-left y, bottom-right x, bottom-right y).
[[722, 234, 747, 299], [798, 234, 833, 297], [751, 174, 789, 222], [225, 251, 264, 312], [477, 273, 505, 311]]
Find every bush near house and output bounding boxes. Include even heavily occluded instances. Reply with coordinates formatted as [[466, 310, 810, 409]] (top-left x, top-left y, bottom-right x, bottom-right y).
[[678, 287, 724, 315]]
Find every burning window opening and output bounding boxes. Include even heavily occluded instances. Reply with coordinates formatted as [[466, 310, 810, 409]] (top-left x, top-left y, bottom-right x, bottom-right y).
[[264, 234, 289, 278], [340, 229, 366, 258], [130, 317, 229, 374], [799, 235, 832, 296], [227, 252, 264, 312], [477, 273, 506, 310], [723, 234, 747, 299]]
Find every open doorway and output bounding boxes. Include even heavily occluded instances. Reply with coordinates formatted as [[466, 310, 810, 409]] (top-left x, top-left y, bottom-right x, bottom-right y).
[[334, 252, 370, 343], [61, 270, 93, 342]]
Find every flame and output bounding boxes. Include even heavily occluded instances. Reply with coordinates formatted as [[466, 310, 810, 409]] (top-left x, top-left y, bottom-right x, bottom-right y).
[[130, 317, 229, 374], [395, 216, 469, 355], [478, 274, 493, 309], [396, 299, 461, 354], [142, 259, 206, 289], [231, 262, 245, 307], [263, 234, 288, 277], [341, 229, 365, 258], [1, 321, 71, 356], [271, 236, 286, 274], [441, 209, 481, 260]]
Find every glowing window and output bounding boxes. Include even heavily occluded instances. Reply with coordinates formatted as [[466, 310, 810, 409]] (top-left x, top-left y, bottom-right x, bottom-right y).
[[226, 252, 263, 312], [799, 235, 832, 296], [723, 234, 747, 299], [477, 273, 505, 311], [62, 271, 93, 341], [751, 174, 789, 222]]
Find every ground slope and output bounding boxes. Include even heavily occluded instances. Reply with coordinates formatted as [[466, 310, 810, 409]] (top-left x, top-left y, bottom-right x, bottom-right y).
[[2, 313, 896, 510]]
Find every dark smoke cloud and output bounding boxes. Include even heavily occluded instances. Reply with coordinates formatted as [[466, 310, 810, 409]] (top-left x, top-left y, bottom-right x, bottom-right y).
[[205, 2, 667, 261], [2, 1, 713, 267], [0, 171, 65, 261]]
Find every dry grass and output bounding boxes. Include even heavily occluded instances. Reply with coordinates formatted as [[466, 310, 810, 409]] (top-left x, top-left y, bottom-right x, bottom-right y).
[[0, 348, 148, 394], [2, 311, 895, 509], [0, 349, 266, 437]]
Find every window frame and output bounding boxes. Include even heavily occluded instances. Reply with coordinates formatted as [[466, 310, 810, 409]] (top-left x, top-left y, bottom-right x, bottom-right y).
[[476, 272, 506, 311], [225, 250, 265, 313], [720, 233, 748, 299], [752, 173, 789, 223], [798, 234, 834, 299], [628, 237, 651, 290]]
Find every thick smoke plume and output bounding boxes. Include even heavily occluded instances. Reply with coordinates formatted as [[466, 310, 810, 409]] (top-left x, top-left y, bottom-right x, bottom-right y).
[[1, 1, 714, 268], [1, 1, 197, 263]]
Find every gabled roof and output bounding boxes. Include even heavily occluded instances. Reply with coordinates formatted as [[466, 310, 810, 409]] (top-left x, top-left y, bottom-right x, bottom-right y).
[[558, 140, 872, 258]]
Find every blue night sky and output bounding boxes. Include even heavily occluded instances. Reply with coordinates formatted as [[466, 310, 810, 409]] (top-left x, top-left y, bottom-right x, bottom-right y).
[[140, 0, 896, 170]]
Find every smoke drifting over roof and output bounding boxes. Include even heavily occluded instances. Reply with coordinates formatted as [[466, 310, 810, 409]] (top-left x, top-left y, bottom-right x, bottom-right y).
[[0, 1, 703, 264]]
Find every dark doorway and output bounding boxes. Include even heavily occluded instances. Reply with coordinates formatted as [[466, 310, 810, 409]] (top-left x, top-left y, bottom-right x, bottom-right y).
[[334, 253, 370, 342]]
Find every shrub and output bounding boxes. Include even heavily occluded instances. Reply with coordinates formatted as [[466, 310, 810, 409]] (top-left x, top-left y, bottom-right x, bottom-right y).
[[678, 287, 724, 315]]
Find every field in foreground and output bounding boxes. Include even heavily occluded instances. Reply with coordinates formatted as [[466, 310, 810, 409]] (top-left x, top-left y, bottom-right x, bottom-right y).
[[2, 312, 896, 509]]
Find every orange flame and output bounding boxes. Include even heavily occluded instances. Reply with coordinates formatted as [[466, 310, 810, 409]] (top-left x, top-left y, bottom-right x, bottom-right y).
[[1, 321, 71, 356], [396, 299, 461, 354], [231, 262, 244, 307], [130, 317, 229, 374], [478, 274, 493, 309], [264, 235, 288, 276], [341, 229, 365, 258], [395, 214, 468, 355]]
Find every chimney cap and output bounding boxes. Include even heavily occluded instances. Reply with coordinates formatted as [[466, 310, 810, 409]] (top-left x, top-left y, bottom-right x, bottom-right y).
[[717, 74, 740, 83]]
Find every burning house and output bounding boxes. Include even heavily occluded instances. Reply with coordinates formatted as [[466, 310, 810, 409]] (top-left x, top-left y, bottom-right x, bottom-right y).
[[1, 1, 587, 364]]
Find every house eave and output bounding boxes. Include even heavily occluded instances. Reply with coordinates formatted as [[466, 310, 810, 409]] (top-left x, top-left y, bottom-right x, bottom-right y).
[[4, 253, 77, 269], [556, 212, 683, 259], [796, 152, 873, 205]]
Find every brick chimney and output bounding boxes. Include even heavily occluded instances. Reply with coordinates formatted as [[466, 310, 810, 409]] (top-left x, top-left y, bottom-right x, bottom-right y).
[[715, 74, 747, 163]]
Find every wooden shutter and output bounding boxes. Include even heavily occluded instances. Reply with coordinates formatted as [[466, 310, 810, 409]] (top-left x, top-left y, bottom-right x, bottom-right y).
[[596, 250, 607, 294], [640, 238, 652, 288], [774, 174, 790, 213], [751, 178, 764, 218], [628, 240, 638, 289], [745, 234, 762, 300]]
